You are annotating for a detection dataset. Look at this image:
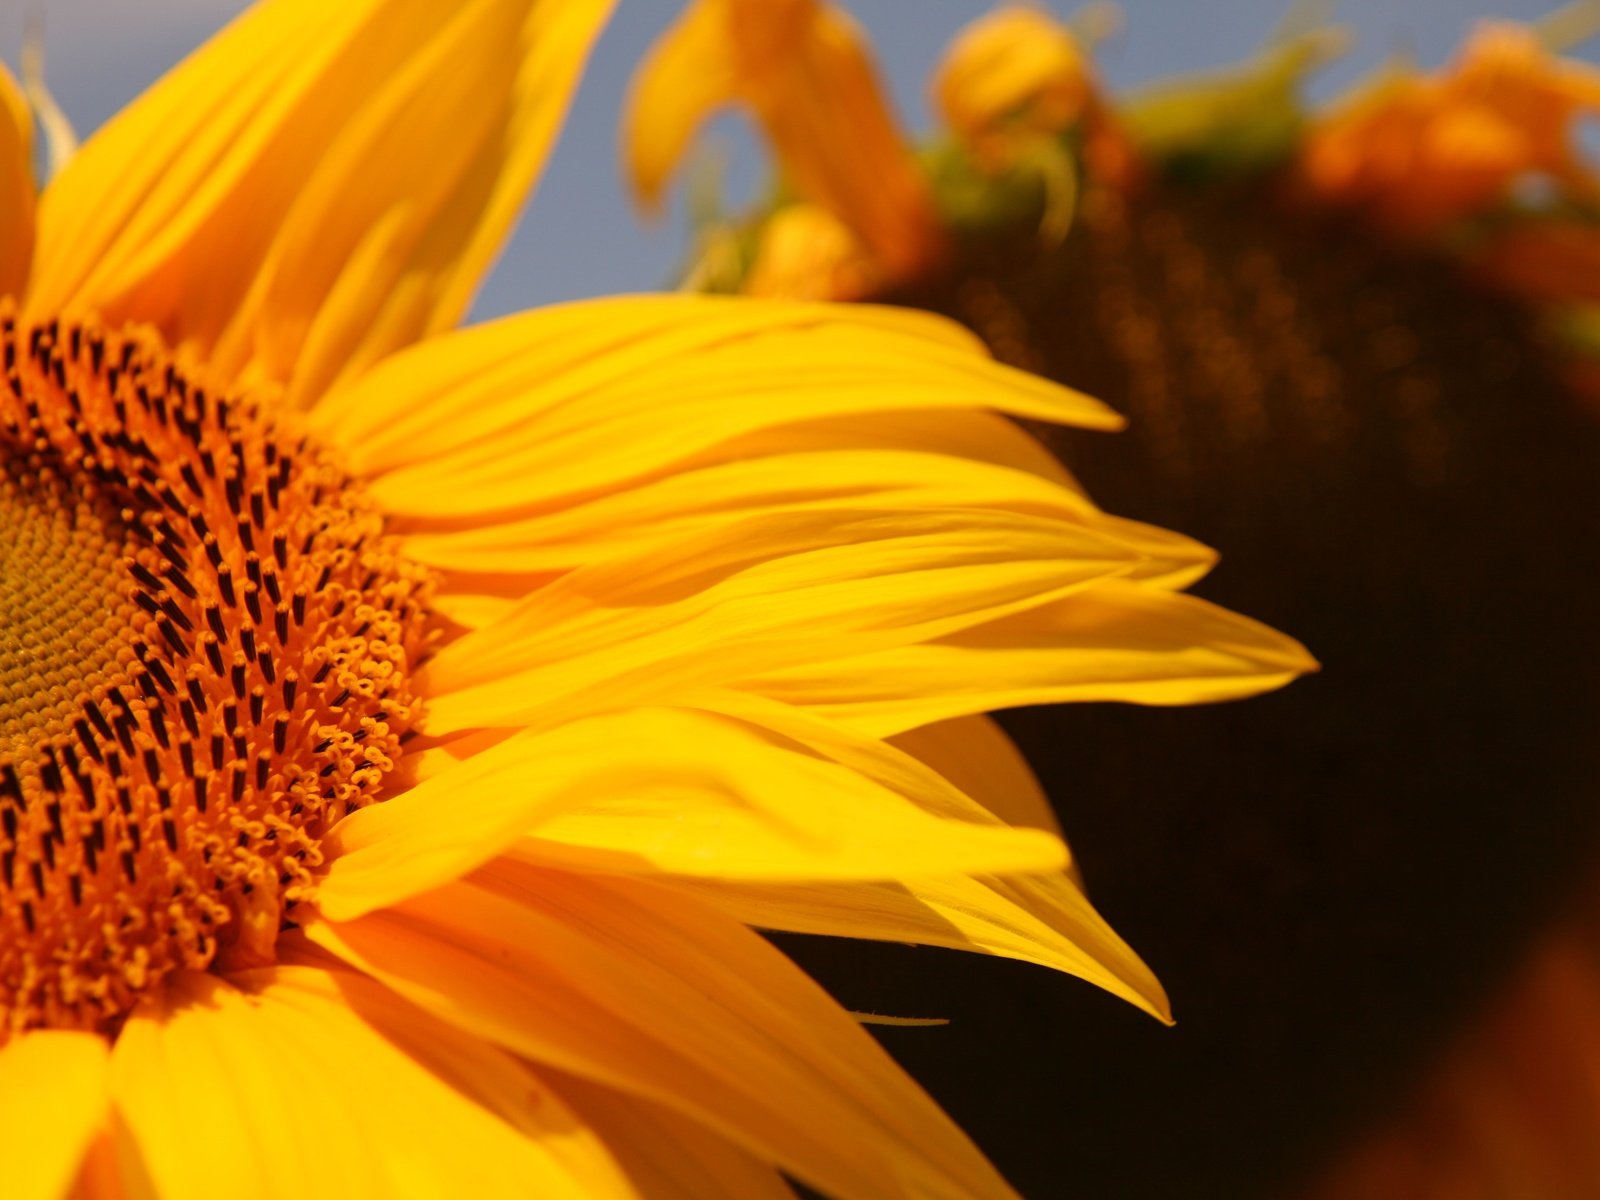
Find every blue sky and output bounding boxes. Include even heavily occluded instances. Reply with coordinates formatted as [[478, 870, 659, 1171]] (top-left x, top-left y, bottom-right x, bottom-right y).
[[3, 0, 1590, 318]]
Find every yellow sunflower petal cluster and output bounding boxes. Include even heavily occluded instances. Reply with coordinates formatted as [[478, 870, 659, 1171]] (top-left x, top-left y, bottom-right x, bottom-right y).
[[0, 2, 1316, 1197]]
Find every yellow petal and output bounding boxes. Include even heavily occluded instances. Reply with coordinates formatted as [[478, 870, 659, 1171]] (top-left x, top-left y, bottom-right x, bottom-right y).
[[507, 705, 1067, 882], [889, 714, 1062, 836], [670, 870, 1170, 1022], [743, 202, 881, 301], [625, 0, 941, 278], [319, 705, 1066, 921], [934, 5, 1092, 150], [110, 965, 635, 1200], [315, 715, 636, 922], [71, 1123, 158, 1200], [400, 446, 1182, 576], [311, 294, 1119, 512], [546, 1071, 795, 1200], [635, 693, 1165, 1017], [715, 406, 1084, 485], [421, 506, 1142, 734], [621, 0, 741, 211], [30, 0, 613, 405], [306, 864, 1018, 1199], [0, 1030, 109, 1200], [0, 61, 34, 297], [743, 578, 1318, 736]]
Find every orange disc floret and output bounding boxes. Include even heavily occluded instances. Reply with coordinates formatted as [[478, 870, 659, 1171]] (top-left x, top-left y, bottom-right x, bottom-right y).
[[0, 303, 433, 1037]]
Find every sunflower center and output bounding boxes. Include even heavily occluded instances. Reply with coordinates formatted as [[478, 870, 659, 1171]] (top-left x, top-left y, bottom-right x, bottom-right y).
[[0, 460, 142, 744], [0, 306, 433, 1037]]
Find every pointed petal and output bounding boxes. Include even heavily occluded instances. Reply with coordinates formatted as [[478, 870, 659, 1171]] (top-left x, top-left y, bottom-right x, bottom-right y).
[[743, 579, 1319, 736], [731, 0, 941, 278], [625, 0, 940, 276], [661, 694, 1165, 1016], [0, 1030, 108, 1200], [622, 0, 741, 210], [421, 507, 1141, 734], [399, 446, 1202, 579], [306, 864, 1019, 1199], [548, 1071, 795, 1200], [0, 62, 34, 297], [310, 294, 1120, 505], [110, 966, 636, 1200], [671, 871, 1170, 1022], [317, 705, 1066, 922], [31, 0, 613, 404], [71, 1123, 158, 1200]]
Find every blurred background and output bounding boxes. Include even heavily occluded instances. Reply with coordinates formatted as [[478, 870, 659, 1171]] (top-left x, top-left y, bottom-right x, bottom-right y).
[[2, 0, 1585, 317]]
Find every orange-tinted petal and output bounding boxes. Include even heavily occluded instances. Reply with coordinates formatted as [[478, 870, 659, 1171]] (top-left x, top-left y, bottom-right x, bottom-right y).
[[547, 1071, 796, 1200], [0, 62, 34, 298], [625, 0, 942, 280]]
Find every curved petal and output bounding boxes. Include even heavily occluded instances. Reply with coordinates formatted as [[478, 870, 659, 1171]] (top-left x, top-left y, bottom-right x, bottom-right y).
[[70, 1123, 157, 1200], [486, 696, 1162, 1017], [316, 705, 1066, 922], [547, 1071, 796, 1200], [420, 507, 1142, 734], [503, 707, 1066, 882], [109, 966, 635, 1200], [402, 448, 1210, 603], [743, 579, 1319, 736], [0, 62, 33, 298], [0, 1030, 108, 1200], [30, 0, 613, 405], [311, 294, 1120, 508], [306, 863, 1019, 1199], [625, 0, 941, 277], [621, 0, 740, 211], [669, 871, 1170, 1023]]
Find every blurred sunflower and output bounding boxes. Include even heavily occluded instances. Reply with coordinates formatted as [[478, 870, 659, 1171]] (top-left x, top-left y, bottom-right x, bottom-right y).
[[0, 1, 1320, 1197], [627, 2, 1600, 1197]]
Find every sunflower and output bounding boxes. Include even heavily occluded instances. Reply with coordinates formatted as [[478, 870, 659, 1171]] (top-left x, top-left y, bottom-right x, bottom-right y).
[[626, 2, 1600, 1197], [0, 2, 1321, 1197]]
